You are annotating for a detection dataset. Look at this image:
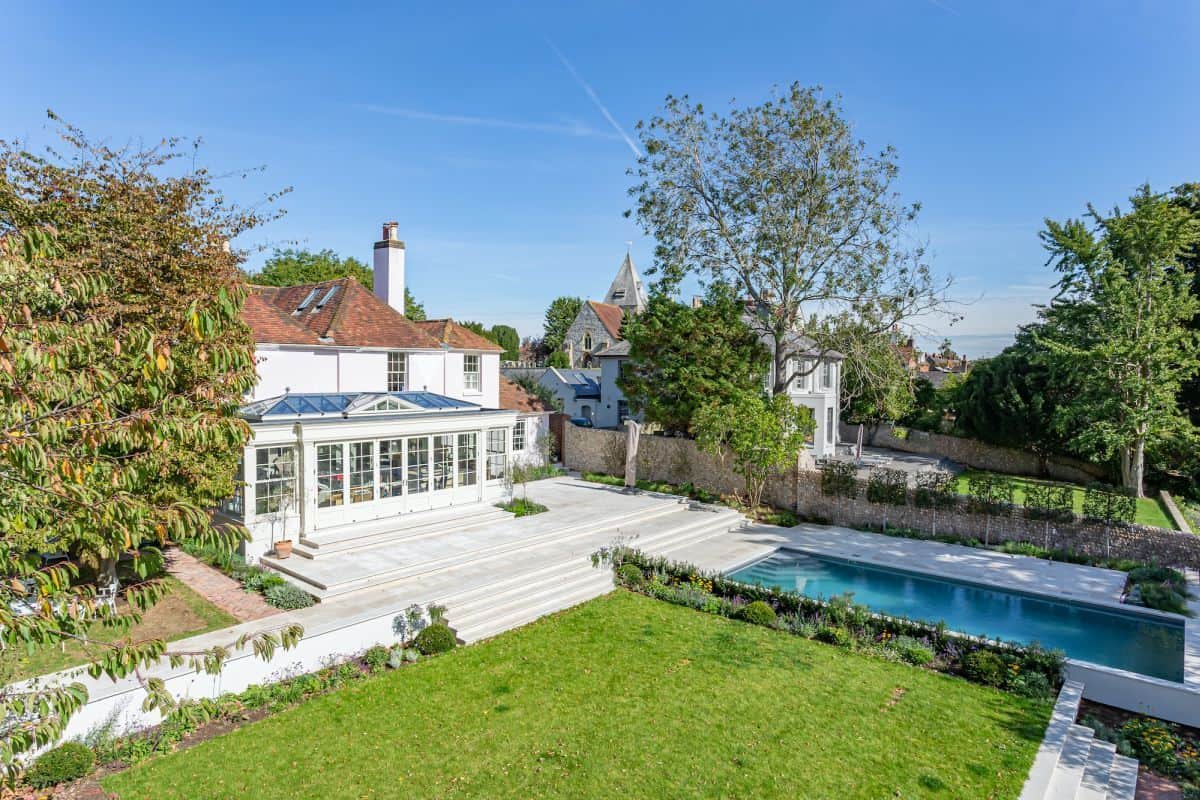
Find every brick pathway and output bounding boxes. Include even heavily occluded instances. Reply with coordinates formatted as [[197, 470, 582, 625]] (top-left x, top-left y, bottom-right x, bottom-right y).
[[165, 549, 279, 622]]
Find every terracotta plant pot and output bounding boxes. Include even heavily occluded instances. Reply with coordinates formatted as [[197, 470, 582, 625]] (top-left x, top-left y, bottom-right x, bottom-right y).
[[274, 540, 293, 559]]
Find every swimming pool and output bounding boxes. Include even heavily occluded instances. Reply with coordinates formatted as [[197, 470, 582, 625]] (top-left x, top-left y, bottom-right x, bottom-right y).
[[727, 550, 1186, 682]]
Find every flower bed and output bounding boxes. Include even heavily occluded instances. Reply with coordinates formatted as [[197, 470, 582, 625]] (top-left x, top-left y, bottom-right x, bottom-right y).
[[598, 547, 1064, 701], [1081, 700, 1200, 799], [178, 542, 316, 609]]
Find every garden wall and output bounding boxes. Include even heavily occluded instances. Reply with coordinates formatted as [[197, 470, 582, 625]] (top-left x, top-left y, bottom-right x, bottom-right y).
[[795, 474, 1200, 569], [562, 425, 799, 510], [563, 425, 1200, 569], [840, 422, 1109, 485]]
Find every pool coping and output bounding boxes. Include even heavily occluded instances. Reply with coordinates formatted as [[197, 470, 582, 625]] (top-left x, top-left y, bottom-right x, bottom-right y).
[[732, 546, 1187, 628]]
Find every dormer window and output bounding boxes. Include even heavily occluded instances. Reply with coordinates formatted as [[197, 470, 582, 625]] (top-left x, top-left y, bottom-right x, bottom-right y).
[[293, 288, 320, 315]]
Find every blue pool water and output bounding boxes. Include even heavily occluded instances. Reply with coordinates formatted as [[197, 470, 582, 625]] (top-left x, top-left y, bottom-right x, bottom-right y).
[[727, 550, 1186, 682]]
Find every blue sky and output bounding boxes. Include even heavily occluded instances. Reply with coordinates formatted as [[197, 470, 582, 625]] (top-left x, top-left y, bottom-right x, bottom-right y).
[[3, 1, 1197, 355]]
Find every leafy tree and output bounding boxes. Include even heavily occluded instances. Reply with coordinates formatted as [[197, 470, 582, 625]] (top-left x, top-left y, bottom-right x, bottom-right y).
[[252, 248, 425, 319], [953, 331, 1076, 471], [1039, 185, 1200, 495], [546, 350, 570, 368], [629, 83, 952, 397], [901, 375, 963, 432], [491, 324, 520, 361], [1169, 183, 1200, 426], [619, 287, 769, 434], [542, 296, 583, 354], [0, 120, 301, 780], [693, 392, 813, 510], [833, 324, 914, 430], [510, 374, 562, 412]]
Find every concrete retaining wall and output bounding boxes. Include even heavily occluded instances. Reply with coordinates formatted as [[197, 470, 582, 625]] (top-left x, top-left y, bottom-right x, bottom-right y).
[[841, 422, 1109, 485]]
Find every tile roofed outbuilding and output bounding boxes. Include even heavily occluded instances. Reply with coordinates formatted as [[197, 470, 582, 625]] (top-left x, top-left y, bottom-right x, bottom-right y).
[[498, 376, 551, 413], [413, 319, 504, 352], [586, 300, 625, 339], [247, 277, 444, 349]]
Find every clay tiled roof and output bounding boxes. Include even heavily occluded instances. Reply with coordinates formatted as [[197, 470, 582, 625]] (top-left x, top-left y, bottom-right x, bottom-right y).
[[498, 376, 550, 414], [587, 300, 625, 339], [413, 319, 504, 352], [247, 278, 444, 349]]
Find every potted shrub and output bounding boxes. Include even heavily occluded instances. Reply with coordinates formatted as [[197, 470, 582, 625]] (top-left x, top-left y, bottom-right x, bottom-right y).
[[274, 539, 293, 559]]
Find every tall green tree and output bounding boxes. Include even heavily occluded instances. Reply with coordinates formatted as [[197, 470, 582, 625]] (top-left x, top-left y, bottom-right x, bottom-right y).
[[541, 296, 583, 355], [1039, 186, 1200, 495], [619, 288, 769, 435], [953, 330, 1076, 471], [490, 324, 520, 361], [693, 392, 813, 510], [0, 120, 300, 778], [253, 248, 425, 319], [629, 83, 952, 397], [1168, 183, 1200, 426], [831, 324, 914, 430]]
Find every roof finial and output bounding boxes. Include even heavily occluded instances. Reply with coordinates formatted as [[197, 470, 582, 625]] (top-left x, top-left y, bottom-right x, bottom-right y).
[[624, 240, 632, 254]]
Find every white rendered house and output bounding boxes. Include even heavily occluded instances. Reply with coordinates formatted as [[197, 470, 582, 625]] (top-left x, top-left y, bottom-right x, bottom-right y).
[[221, 223, 532, 562], [766, 336, 843, 458]]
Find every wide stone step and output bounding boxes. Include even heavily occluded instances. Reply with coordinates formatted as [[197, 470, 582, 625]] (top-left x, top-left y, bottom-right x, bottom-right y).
[[295, 504, 509, 558], [1105, 754, 1139, 800], [449, 567, 614, 636], [1019, 681, 1086, 800], [455, 576, 616, 644], [262, 498, 687, 598], [1077, 740, 1116, 800], [1044, 725, 1095, 799]]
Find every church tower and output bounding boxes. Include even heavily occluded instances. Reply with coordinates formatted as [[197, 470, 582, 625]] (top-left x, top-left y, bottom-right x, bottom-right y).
[[603, 253, 648, 314]]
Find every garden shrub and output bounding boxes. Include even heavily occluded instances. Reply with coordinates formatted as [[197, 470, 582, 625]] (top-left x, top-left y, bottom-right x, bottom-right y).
[[1083, 483, 1137, 525], [815, 626, 853, 647], [966, 473, 1014, 516], [264, 582, 315, 610], [616, 563, 645, 588], [736, 600, 776, 626], [1008, 671, 1054, 701], [363, 645, 390, 672], [891, 635, 935, 666], [913, 471, 957, 509], [963, 650, 1006, 687], [415, 623, 457, 655], [25, 742, 95, 788], [866, 468, 908, 506], [1023, 483, 1075, 522], [1135, 583, 1190, 615], [819, 460, 857, 498], [1121, 718, 1181, 774], [1128, 565, 1188, 593]]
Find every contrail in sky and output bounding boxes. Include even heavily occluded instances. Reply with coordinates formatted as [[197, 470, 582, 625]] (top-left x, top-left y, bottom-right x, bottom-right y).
[[546, 40, 643, 159]]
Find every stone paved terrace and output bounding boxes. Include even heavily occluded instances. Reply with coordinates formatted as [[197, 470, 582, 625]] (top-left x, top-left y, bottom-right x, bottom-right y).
[[676, 523, 1130, 608]]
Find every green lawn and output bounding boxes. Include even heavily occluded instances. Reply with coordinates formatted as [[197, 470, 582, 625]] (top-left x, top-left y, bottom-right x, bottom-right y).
[[954, 469, 1177, 530], [104, 592, 1049, 800], [8, 577, 237, 681]]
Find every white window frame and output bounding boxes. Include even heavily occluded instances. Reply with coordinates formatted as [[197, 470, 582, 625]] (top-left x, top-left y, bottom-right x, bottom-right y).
[[254, 446, 296, 516], [512, 419, 526, 452], [486, 428, 507, 481], [822, 361, 833, 390], [387, 351, 407, 392], [463, 354, 481, 392]]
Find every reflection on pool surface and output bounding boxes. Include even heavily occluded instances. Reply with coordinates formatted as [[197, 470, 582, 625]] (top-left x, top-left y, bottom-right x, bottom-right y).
[[727, 550, 1185, 682]]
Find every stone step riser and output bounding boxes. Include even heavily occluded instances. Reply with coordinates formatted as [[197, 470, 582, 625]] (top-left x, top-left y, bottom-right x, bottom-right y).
[[293, 509, 510, 559], [439, 513, 743, 614], [267, 500, 689, 597], [298, 504, 504, 549], [448, 571, 615, 632], [456, 579, 616, 644]]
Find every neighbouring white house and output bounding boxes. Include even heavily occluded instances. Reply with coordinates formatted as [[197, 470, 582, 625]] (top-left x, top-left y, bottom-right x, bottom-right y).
[[765, 332, 844, 458], [595, 340, 639, 430], [499, 376, 553, 468], [538, 367, 602, 423], [219, 222, 544, 563]]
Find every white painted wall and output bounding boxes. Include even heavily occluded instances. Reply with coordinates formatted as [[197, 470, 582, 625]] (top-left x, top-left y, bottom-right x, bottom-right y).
[[511, 413, 552, 468], [771, 357, 841, 457], [255, 348, 339, 399], [595, 357, 639, 430]]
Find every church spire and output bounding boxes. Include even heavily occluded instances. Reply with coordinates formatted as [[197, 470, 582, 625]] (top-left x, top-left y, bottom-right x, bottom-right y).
[[604, 252, 648, 313]]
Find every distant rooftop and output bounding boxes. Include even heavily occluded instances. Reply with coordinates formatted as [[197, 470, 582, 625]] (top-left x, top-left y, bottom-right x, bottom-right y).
[[240, 391, 481, 421]]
